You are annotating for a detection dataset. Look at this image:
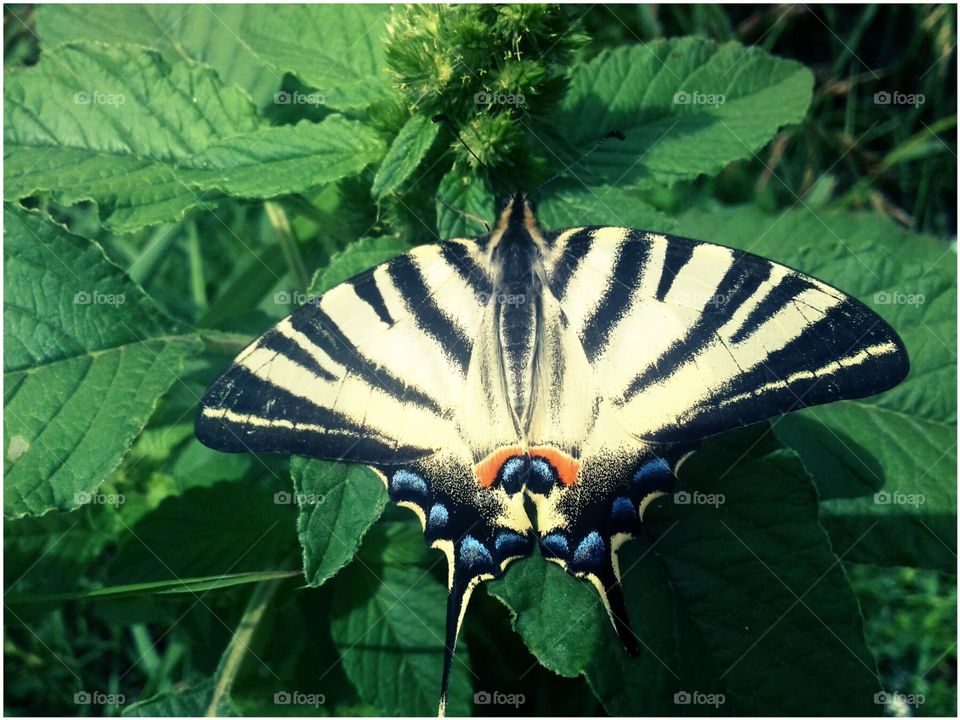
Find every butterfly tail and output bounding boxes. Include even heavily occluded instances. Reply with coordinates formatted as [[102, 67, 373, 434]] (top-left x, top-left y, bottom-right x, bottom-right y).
[[599, 569, 640, 656], [438, 569, 483, 717]]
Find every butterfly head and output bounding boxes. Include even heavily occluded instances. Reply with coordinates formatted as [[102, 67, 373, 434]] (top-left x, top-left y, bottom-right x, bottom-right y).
[[491, 192, 544, 252]]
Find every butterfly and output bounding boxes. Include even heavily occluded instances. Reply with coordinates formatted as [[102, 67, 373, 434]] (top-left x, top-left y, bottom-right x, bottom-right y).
[[196, 193, 908, 715]]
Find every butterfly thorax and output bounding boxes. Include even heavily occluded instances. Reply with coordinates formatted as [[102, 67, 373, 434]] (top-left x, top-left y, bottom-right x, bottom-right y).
[[488, 195, 548, 432]]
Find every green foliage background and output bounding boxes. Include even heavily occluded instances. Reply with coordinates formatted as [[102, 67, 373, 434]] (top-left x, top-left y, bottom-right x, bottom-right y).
[[3, 3, 956, 717]]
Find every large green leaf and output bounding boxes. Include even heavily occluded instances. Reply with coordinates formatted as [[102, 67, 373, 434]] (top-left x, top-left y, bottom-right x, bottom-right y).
[[241, 5, 393, 111], [372, 114, 440, 199], [292, 459, 387, 588], [492, 430, 880, 714], [310, 235, 410, 295], [4, 44, 384, 233], [436, 168, 493, 239], [107, 482, 296, 583], [3, 205, 202, 517], [330, 559, 473, 716], [549, 38, 813, 188], [37, 4, 281, 107], [676, 204, 956, 570], [538, 185, 678, 232]]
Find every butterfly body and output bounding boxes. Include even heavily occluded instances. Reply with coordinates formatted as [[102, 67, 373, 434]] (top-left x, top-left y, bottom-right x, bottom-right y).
[[196, 194, 908, 715]]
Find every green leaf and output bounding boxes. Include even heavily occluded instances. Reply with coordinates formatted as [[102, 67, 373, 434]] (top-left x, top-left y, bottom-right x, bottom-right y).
[[436, 168, 493, 239], [538, 185, 678, 232], [123, 678, 239, 717], [676, 204, 956, 570], [3, 205, 202, 517], [4, 44, 383, 233], [36, 4, 281, 107], [241, 5, 393, 111], [550, 38, 813, 188], [330, 559, 473, 716], [493, 430, 880, 714], [107, 482, 296, 583], [372, 115, 440, 199], [291, 459, 387, 588], [310, 236, 411, 296]]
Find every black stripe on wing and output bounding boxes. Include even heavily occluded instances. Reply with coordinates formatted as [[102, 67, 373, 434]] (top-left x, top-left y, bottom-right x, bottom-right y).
[[387, 254, 473, 374], [196, 365, 428, 462], [549, 229, 593, 300], [580, 237, 651, 362]]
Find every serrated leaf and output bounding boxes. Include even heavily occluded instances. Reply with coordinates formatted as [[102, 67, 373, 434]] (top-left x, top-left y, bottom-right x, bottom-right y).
[[123, 678, 240, 717], [676, 204, 956, 570], [107, 482, 296, 584], [550, 38, 813, 188], [37, 4, 281, 107], [436, 168, 493, 239], [372, 115, 440, 199], [291, 459, 387, 588], [538, 185, 678, 232], [330, 560, 473, 716], [310, 236, 411, 296], [4, 44, 383, 233], [241, 5, 393, 111], [492, 429, 879, 714], [3, 205, 202, 517]]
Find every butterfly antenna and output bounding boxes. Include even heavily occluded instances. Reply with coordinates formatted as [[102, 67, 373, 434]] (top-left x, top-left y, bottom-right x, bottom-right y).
[[536, 130, 626, 193], [432, 114, 492, 176]]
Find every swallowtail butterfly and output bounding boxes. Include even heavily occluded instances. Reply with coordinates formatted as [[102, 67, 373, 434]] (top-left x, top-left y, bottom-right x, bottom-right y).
[[197, 193, 908, 714]]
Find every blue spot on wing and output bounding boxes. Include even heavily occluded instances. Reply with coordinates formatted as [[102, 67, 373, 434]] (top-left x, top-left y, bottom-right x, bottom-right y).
[[391, 469, 428, 496], [427, 503, 448, 532], [500, 457, 526, 494], [540, 533, 570, 559], [494, 531, 530, 558], [527, 457, 555, 494], [611, 496, 636, 523], [631, 458, 672, 494], [572, 531, 606, 570], [459, 535, 495, 572]]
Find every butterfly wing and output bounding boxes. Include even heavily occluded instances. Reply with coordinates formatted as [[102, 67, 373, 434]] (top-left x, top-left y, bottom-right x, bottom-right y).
[[196, 239, 533, 714], [526, 225, 908, 648]]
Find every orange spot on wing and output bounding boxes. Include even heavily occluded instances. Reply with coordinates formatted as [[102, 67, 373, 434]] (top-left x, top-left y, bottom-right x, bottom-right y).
[[531, 446, 580, 486], [474, 445, 524, 488]]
